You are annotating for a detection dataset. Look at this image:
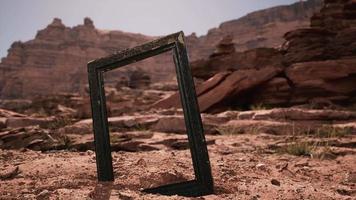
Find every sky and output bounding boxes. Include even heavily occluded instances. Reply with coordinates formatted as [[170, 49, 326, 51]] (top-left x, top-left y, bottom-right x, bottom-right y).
[[0, 0, 298, 59]]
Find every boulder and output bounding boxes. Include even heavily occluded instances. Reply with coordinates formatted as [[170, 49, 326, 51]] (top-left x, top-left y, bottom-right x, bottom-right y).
[[154, 66, 282, 112], [152, 71, 231, 110], [286, 58, 356, 104], [198, 66, 282, 112]]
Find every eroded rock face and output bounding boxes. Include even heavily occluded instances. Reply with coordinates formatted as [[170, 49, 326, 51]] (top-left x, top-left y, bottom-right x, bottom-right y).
[[173, 0, 356, 110], [285, 58, 356, 105], [191, 46, 284, 79], [0, 18, 158, 98], [282, 0, 356, 64], [186, 0, 323, 60]]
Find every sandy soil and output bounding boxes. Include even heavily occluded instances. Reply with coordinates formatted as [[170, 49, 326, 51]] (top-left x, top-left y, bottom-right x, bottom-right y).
[[1, 133, 355, 200]]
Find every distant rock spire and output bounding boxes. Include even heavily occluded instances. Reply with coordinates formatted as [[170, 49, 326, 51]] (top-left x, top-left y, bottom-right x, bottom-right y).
[[84, 17, 94, 28], [49, 18, 65, 28]]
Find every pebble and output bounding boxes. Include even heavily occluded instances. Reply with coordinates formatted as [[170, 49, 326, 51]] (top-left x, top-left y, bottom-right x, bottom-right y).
[[271, 179, 281, 186], [256, 163, 267, 171]]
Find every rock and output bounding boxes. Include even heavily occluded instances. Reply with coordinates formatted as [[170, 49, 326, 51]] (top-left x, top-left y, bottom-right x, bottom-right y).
[[139, 171, 187, 189], [294, 161, 309, 167], [127, 69, 151, 89], [60, 119, 92, 135], [6, 117, 56, 129], [151, 114, 224, 134], [154, 66, 282, 113], [111, 140, 159, 152], [311, 0, 356, 31], [66, 130, 213, 152], [0, 126, 67, 150], [151, 116, 186, 134], [282, 28, 336, 65], [238, 108, 356, 121], [61, 115, 160, 134], [0, 99, 32, 112], [0, 166, 19, 180], [336, 188, 352, 196], [210, 35, 235, 57], [256, 163, 267, 171], [271, 179, 281, 186], [286, 59, 356, 84], [286, 58, 356, 104], [251, 77, 292, 106], [197, 66, 282, 112], [152, 71, 231, 110], [220, 120, 292, 135], [36, 189, 50, 199], [346, 172, 356, 184], [216, 111, 240, 120], [0, 118, 6, 129], [191, 48, 283, 79], [56, 105, 77, 117], [0, 108, 26, 118], [66, 134, 94, 151], [84, 17, 94, 27], [187, 0, 322, 61], [108, 115, 160, 131], [217, 108, 356, 135], [283, 0, 356, 64], [149, 81, 178, 91], [24, 94, 88, 117]]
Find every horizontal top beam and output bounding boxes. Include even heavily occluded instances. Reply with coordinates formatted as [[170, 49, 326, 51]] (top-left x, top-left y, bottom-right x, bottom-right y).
[[88, 31, 184, 72]]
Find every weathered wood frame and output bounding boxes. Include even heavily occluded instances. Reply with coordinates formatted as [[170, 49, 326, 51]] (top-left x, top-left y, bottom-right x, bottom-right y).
[[87, 31, 214, 196]]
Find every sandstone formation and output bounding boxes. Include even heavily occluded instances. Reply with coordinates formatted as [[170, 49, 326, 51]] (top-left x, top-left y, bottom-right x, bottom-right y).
[[186, 0, 323, 60], [0, 17, 161, 98], [0, 0, 322, 99], [156, 0, 356, 111], [275, 0, 356, 106]]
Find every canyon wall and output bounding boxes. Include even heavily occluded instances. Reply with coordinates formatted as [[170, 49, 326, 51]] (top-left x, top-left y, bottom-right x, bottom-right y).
[[0, 0, 322, 98]]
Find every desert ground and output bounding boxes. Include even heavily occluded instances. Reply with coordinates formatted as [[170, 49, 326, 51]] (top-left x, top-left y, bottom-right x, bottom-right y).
[[0, 88, 355, 199]]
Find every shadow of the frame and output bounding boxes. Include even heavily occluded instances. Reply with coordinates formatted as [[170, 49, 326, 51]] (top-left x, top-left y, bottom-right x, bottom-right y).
[[142, 179, 213, 197], [88, 180, 213, 199]]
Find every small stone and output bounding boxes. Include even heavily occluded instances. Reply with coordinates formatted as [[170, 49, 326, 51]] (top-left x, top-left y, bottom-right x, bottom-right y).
[[294, 161, 309, 167], [0, 166, 19, 180], [346, 172, 356, 184], [256, 163, 267, 171], [336, 188, 351, 196], [271, 179, 281, 186], [37, 189, 50, 198]]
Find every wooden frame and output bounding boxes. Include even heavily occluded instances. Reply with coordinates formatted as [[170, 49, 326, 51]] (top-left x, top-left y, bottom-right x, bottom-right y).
[[87, 31, 213, 197]]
